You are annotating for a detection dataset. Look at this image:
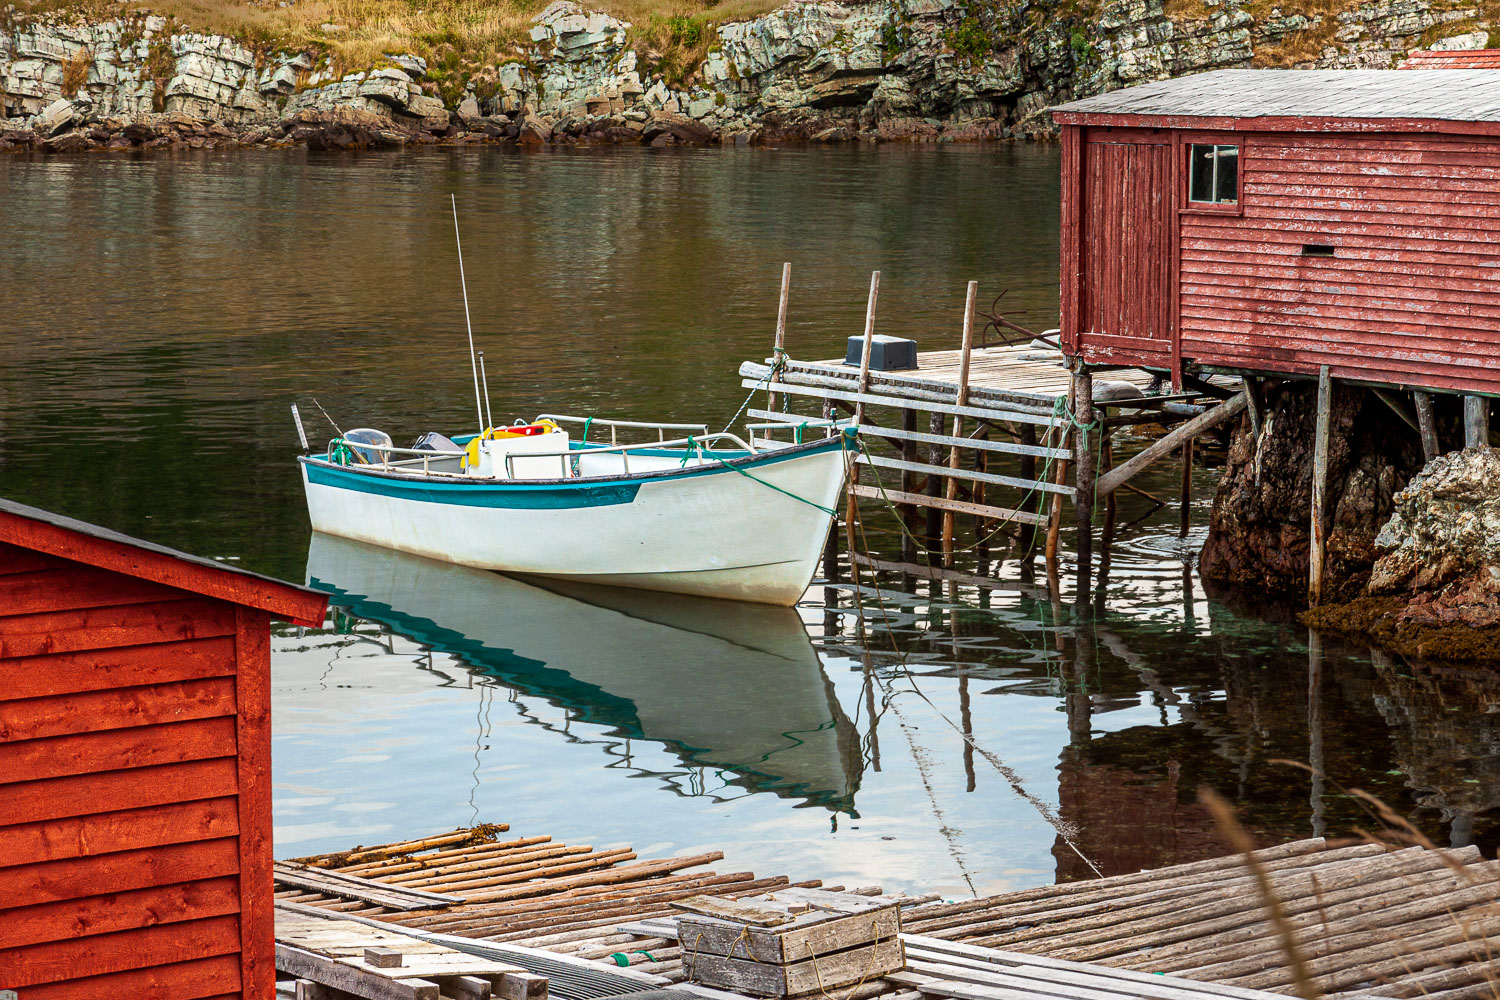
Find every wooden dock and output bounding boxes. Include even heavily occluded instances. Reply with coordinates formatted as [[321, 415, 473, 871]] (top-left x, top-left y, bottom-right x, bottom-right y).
[[281, 827, 1500, 1000], [737, 273, 1245, 592]]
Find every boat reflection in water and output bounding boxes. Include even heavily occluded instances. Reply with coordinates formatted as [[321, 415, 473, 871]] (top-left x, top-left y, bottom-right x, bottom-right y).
[[305, 532, 863, 814]]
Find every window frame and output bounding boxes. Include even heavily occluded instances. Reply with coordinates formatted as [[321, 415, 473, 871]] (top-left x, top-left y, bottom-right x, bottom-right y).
[[1179, 134, 1244, 217]]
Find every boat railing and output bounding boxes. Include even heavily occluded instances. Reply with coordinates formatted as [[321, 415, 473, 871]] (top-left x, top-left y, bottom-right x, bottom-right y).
[[744, 418, 848, 450], [324, 439, 470, 478], [534, 414, 710, 446], [505, 431, 756, 479]]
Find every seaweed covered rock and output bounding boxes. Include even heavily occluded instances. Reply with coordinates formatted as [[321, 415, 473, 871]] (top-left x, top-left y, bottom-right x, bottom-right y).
[[1199, 381, 1424, 601]]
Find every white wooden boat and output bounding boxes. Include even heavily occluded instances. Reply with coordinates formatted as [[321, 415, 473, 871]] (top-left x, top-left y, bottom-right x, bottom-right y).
[[298, 414, 855, 606], [305, 532, 863, 810]]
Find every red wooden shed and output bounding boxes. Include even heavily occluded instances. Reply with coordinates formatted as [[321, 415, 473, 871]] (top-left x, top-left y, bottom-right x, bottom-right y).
[[1050, 69, 1500, 395], [0, 499, 327, 999]]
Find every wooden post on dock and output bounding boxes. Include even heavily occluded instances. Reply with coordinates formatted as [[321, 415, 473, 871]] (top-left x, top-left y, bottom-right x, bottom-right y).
[[845, 272, 880, 582], [1464, 395, 1490, 449], [1072, 367, 1095, 598], [942, 282, 978, 569], [1019, 424, 1039, 567], [925, 413, 943, 556], [1179, 439, 1194, 539], [822, 399, 841, 582], [900, 408, 918, 565], [766, 262, 791, 413], [1309, 365, 1332, 608], [1414, 391, 1440, 462]]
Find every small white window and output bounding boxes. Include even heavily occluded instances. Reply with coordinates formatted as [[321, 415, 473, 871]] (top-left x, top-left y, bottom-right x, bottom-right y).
[[1188, 144, 1239, 205]]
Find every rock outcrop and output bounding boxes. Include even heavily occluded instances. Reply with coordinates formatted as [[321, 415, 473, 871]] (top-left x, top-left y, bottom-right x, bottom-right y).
[[1367, 449, 1500, 629], [1199, 381, 1425, 602], [3, 0, 1497, 151]]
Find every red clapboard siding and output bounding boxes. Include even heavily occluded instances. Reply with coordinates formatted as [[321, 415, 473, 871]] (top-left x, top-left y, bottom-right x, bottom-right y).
[[0, 637, 237, 701], [0, 598, 238, 657], [0, 797, 241, 869], [0, 836, 242, 909], [12, 954, 242, 1000], [1176, 132, 1500, 391], [0, 877, 242, 950], [0, 915, 242, 987], [0, 505, 325, 1000], [0, 757, 240, 826], [0, 676, 238, 742], [0, 716, 238, 783], [0, 566, 190, 615]]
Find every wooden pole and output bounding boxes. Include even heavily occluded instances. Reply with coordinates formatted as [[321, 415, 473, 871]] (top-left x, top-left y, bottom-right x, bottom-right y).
[[1244, 377, 1263, 439], [766, 262, 791, 412], [1308, 365, 1332, 608], [1073, 367, 1095, 599], [1179, 438, 1194, 539], [925, 412, 943, 558], [852, 271, 880, 426], [900, 408, 918, 566], [1464, 395, 1490, 449], [1095, 392, 1248, 498], [1413, 391, 1439, 462], [822, 398, 841, 583], [943, 281, 978, 569], [1018, 424, 1039, 567]]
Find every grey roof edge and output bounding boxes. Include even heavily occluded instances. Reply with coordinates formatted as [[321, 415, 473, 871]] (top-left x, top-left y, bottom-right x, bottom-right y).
[[0, 496, 327, 615], [1049, 68, 1500, 122]]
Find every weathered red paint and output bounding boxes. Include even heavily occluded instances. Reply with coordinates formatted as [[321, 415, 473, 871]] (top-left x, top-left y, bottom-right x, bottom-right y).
[[0, 504, 327, 1000], [1058, 120, 1500, 395]]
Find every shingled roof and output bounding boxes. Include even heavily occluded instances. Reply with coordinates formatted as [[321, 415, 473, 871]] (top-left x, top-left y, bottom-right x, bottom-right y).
[[1400, 49, 1500, 69], [1051, 69, 1500, 123]]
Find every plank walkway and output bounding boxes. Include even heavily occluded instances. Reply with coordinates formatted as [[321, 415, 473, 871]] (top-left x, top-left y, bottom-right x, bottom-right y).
[[283, 830, 1500, 1000]]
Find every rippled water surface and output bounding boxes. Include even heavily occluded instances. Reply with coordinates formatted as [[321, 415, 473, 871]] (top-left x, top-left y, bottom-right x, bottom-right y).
[[4, 144, 1497, 895]]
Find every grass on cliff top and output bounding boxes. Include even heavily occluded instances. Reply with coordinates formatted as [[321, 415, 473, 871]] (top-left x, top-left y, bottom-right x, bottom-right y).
[[10, 0, 781, 85]]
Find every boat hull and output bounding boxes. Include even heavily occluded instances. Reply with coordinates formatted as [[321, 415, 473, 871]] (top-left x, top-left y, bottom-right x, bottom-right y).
[[298, 436, 850, 606]]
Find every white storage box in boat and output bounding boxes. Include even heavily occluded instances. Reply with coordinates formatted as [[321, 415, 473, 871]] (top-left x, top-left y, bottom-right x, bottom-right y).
[[469, 428, 571, 479]]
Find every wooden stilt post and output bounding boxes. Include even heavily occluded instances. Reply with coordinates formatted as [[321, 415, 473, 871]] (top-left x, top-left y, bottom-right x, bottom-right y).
[[1244, 377, 1263, 440], [1073, 367, 1096, 600], [900, 408, 918, 566], [1019, 424, 1039, 567], [974, 426, 990, 574], [1045, 424, 1068, 574], [1465, 395, 1490, 449], [766, 262, 791, 413], [1179, 439, 1194, 539], [1308, 365, 1332, 608], [822, 398, 841, 583], [925, 412, 943, 558], [1099, 429, 1116, 552], [942, 282, 978, 570], [1414, 391, 1440, 462], [845, 271, 881, 585]]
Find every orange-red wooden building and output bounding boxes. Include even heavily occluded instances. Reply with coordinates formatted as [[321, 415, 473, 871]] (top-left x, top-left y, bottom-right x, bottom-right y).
[[0, 499, 327, 999], [1051, 69, 1500, 396]]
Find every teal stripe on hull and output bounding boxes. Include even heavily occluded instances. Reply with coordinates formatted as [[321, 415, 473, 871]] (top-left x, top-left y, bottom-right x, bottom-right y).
[[305, 463, 642, 509], [302, 432, 852, 509]]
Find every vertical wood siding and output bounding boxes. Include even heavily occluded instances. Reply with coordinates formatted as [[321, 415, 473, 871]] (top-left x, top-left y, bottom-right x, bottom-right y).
[[1068, 129, 1175, 366], [1177, 132, 1500, 393], [0, 541, 260, 999]]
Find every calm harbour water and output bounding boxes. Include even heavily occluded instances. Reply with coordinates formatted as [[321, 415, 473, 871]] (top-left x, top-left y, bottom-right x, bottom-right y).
[[3, 143, 1497, 897]]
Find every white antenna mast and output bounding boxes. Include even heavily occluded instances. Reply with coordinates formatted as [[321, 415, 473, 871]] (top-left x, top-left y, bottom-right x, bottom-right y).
[[452, 194, 485, 436]]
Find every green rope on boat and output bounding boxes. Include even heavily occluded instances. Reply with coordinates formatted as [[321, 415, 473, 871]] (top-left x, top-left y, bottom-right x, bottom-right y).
[[580, 416, 592, 449], [711, 455, 839, 516]]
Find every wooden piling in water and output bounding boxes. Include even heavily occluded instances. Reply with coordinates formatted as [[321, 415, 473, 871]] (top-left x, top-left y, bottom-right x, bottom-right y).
[[1178, 439, 1193, 539], [1072, 368, 1095, 594], [1309, 365, 1332, 608], [942, 282, 978, 569]]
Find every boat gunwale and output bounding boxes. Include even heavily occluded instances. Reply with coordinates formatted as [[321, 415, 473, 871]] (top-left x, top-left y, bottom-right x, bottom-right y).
[[297, 431, 854, 491]]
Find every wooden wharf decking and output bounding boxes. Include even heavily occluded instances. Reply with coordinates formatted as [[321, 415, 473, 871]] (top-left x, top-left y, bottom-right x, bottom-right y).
[[283, 827, 1500, 1000]]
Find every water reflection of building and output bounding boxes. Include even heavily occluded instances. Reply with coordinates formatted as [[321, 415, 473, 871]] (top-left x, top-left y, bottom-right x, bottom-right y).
[[305, 533, 863, 814]]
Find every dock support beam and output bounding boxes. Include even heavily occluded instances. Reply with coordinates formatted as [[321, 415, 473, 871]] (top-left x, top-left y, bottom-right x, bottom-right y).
[[1414, 391, 1439, 462], [1308, 365, 1332, 608], [1465, 395, 1490, 449], [1072, 368, 1095, 599]]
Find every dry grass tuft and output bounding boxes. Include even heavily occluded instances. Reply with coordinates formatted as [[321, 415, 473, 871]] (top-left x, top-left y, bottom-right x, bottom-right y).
[[59, 46, 92, 95]]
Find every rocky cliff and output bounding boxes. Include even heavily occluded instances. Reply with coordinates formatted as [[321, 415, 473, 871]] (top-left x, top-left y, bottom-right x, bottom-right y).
[[3, 0, 1496, 150]]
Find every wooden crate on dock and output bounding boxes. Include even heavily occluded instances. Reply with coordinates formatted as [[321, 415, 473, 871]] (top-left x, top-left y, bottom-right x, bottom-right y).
[[676, 888, 904, 997]]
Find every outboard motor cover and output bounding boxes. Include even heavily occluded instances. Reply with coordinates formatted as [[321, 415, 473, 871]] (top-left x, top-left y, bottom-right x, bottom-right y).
[[412, 431, 461, 453]]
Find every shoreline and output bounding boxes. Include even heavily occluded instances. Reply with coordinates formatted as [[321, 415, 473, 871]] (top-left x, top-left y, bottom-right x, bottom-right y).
[[0, 104, 1043, 155]]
